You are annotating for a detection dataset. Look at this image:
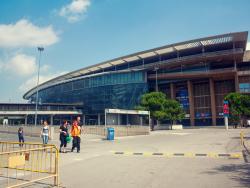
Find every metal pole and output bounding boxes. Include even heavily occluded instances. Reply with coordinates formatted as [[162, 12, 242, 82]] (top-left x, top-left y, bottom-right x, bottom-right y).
[[149, 111, 151, 131], [224, 116, 228, 130], [35, 47, 44, 127], [105, 109, 107, 128]]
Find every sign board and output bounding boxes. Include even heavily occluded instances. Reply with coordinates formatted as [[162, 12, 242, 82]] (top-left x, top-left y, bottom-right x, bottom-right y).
[[138, 111, 149, 115], [8, 155, 25, 168], [223, 100, 229, 117], [105, 109, 149, 115]]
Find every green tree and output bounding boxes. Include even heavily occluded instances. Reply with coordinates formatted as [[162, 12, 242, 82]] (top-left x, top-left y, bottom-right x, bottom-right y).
[[137, 92, 166, 121], [163, 99, 185, 129], [137, 92, 185, 129], [224, 92, 250, 125]]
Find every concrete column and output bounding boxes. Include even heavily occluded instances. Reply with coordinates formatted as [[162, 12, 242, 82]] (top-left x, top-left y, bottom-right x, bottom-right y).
[[98, 113, 101, 125], [170, 83, 175, 99], [50, 115, 54, 125], [82, 114, 85, 125], [25, 115, 28, 125], [70, 116, 73, 125], [209, 78, 216, 126], [140, 117, 143, 126], [187, 80, 195, 126], [235, 73, 239, 92], [117, 114, 121, 126]]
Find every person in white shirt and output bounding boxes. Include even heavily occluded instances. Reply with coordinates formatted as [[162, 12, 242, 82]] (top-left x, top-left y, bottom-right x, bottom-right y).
[[41, 121, 50, 144]]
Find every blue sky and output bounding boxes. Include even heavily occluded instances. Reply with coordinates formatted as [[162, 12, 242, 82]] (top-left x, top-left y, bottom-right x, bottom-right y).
[[0, 0, 249, 102]]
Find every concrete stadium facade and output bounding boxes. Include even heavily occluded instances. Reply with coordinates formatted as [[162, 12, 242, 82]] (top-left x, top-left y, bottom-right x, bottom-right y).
[[23, 31, 250, 126]]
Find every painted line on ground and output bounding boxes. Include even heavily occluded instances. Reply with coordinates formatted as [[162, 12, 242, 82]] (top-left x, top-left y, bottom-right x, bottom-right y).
[[111, 151, 243, 159]]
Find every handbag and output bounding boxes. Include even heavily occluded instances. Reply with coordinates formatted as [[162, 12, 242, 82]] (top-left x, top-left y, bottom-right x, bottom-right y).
[[66, 134, 72, 143]]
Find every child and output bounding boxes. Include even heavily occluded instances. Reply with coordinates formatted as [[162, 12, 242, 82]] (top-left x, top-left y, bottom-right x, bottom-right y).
[[18, 127, 24, 147]]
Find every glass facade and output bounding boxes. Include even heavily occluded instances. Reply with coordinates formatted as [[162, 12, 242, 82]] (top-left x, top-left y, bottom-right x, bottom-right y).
[[175, 84, 190, 114], [31, 71, 148, 115]]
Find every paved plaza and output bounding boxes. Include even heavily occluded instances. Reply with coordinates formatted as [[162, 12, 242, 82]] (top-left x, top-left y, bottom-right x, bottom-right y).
[[1, 128, 250, 188]]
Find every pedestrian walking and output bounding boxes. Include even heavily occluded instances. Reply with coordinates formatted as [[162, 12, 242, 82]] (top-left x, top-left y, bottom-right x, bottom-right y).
[[59, 120, 68, 153], [18, 127, 24, 147], [71, 118, 81, 153], [41, 121, 50, 144]]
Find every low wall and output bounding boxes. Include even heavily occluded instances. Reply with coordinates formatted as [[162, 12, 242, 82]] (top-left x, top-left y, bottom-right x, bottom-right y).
[[153, 124, 171, 130], [0, 125, 150, 138], [0, 125, 55, 139], [83, 125, 150, 137]]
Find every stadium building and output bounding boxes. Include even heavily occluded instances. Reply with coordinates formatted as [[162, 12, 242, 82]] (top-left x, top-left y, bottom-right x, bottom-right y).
[[23, 31, 250, 126]]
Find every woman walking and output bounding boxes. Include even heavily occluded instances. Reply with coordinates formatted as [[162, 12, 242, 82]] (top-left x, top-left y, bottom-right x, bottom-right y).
[[71, 117, 81, 153], [41, 121, 50, 144], [59, 120, 68, 153]]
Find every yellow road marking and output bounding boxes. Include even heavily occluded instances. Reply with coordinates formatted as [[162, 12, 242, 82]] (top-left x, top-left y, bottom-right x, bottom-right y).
[[143, 152, 153, 157], [230, 153, 242, 159], [184, 152, 195, 158], [207, 153, 218, 158], [111, 151, 242, 159], [124, 151, 133, 156], [163, 153, 173, 158]]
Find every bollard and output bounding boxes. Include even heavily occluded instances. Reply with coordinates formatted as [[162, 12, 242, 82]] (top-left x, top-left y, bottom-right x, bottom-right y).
[[240, 131, 244, 146]]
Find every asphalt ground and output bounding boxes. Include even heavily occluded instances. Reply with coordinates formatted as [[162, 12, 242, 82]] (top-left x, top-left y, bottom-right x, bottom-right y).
[[1, 127, 250, 188]]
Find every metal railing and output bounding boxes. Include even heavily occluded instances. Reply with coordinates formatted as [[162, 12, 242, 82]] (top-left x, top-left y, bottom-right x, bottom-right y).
[[0, 141, 59, 188]]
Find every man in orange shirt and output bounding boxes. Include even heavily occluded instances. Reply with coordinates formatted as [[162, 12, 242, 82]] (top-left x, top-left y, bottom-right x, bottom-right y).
[[71, 117, 81, 153]]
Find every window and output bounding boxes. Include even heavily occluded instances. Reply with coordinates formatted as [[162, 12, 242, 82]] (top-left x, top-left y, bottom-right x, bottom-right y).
[[193, 82, 211, 118], [239, 83, 250, 93], [62, 82, 72, 92], [73, 80, 84, 90]]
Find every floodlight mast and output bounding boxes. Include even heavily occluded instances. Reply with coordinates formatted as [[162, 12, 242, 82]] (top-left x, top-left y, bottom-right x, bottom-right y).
[[34, 47, 44, 127]]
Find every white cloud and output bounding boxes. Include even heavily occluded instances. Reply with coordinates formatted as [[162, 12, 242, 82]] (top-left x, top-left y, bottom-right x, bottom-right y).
[[40, 64, 51, 72], [3, 53, 37, 77], [59, 0, 91, 23], [0, 19, 59, 48], [19, 71, 68, 92], [247, 42, 250, 51], [0, 53, 53, 77]]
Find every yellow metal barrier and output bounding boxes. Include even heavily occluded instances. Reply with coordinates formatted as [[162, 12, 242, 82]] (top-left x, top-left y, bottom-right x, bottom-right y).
[[0, 141, 59, 188], [240, 131, 244, 146]]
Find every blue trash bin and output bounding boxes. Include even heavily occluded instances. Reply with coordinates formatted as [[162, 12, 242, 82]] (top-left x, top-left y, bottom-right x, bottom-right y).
[[107, 127, 114, 140]]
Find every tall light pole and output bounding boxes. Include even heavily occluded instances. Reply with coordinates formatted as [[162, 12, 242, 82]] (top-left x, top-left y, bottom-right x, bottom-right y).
[[34, 47, 44, 126], [154, 66, 159, 92]]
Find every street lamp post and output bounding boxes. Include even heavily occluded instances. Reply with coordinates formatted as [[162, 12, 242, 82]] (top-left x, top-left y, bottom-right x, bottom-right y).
[[154, 66, 159, 92], [34, 47, 44, 126]]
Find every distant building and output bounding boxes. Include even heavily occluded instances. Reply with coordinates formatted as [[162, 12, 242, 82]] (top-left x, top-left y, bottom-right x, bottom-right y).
[[23, 31, 250, 126], [0, 103, 81, 125]]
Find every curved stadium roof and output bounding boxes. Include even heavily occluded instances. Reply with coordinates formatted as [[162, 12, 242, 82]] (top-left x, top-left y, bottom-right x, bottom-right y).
[[23, 31, 248, 99]]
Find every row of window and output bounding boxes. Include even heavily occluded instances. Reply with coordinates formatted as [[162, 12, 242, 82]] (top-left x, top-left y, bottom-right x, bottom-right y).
[[0, 105, 75, 111], [33, 83, 148, 114], [61, 71, 145, 92], [36, 71, 145, 97]]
